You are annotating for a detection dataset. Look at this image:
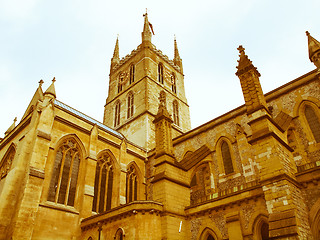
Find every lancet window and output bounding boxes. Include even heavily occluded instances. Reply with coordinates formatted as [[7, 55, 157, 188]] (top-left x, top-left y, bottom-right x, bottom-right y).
[[48, 138, 81, 207], [158, 63, 164, 84], [173, 100, 179, 126], [221, 141, 234, 175], [118, 72, 124, 93], [115, 228, 124, 240], [126, 164, 138, 203], [92, 152, 114, 213], [171, 73, 177, 93], [114, 101, 121, 127], [129, 64, 135, 84], [127, 92, 134, 119], [305, 105, 320, 143]]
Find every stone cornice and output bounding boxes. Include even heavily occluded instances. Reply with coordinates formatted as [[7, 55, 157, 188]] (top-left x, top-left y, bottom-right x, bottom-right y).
[[81, 201, 163, 230]]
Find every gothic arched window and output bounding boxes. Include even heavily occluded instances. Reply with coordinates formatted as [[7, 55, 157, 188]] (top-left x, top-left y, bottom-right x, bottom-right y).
[[190, 163, 211, 205], [260, 222, 269, 240], [129, 64, 135, 84], [158, 63, 164, 84], [171, 73, 177, 94], [221, 141, 234, 175], [48, 138, 81, 207], [173, 100, 179, 126], [126, 164, 138, 203], [92, 152, 114, 213], [114, 101, 121, 127], [127, 92, 134, 119], [0, 145, 15, 180], [207, 235, 215, 240], [118, 72, 124, 93], [115, 228, 125, 240], [305, 105, 320, 143]]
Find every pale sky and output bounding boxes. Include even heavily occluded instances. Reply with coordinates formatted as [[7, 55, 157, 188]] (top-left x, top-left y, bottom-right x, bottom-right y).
[[0, 0, 319, 137]]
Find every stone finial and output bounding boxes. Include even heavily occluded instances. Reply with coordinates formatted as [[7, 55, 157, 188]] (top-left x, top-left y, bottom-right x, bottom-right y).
[[4, 117, 17, 136], [113, 37, 119, 59], [173, 36, 183, 73], [155, 91, 171, 119], [141, 10, 152, 44], [306, 31, 320, 68], [153, 91, 174, 158], [44, 77, 56, 98], [110, 37, 120, 72], [159, 91, 166, 108], [39, 79, 44, 88], [235, 46, 266, 114], [236, 45, 260, 77]]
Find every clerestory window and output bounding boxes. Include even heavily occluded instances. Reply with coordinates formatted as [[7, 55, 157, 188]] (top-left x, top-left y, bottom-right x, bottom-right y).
[[221, 141, 234, 175], [305, 105, 320, 143]]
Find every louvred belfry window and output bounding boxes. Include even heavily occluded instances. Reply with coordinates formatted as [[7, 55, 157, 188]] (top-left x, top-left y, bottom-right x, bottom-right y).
[[221, 141, 234, 175], [114, 101, 121, 127], [158, 63, 164, 84], [171, 73, 177, 94], [129, 64, 135, 84], [173, 101, 179, 126], [127, 92, 134, 119], [92, 153, 113, 213], [305, 105, 320, 143], [48, 138, 81, 207]]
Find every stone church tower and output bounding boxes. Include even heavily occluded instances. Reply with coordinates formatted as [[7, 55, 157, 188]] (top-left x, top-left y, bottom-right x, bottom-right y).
[[103, 12, 191, 150], [2, 12, 320, 240]]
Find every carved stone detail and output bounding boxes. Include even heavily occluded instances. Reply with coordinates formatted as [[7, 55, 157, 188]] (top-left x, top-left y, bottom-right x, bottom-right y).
[[191, 218, 202, 240], [241, 204, 256, 229], [0, 147, 15, 179], [209, 212, 228, 238]]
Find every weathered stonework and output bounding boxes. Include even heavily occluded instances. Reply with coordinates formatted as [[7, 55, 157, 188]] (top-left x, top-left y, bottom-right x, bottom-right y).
[[1, 14, 320, 240]]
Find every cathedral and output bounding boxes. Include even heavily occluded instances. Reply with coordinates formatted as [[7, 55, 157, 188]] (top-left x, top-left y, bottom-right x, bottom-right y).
[[1, 13, 320, 240]]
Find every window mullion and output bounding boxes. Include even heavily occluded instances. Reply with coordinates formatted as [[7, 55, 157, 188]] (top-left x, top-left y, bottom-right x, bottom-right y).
[[104, 165, 110, 211], [64, 150, 77, 205], [55, 149, 67, 203]]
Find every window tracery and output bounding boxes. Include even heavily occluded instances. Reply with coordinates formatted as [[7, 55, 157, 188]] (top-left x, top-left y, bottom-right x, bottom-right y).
[[48, 138, 81, 207], [92, 152, 114, 213], [126, 164, 138, 203], [0, 145, 15, 179]]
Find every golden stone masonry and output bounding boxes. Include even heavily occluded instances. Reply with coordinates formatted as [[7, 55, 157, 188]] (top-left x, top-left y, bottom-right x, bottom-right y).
[[1, 13, 320, 240]]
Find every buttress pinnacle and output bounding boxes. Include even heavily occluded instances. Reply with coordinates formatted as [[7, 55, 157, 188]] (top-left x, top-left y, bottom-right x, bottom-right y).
[[306, 31, 320, 68]]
